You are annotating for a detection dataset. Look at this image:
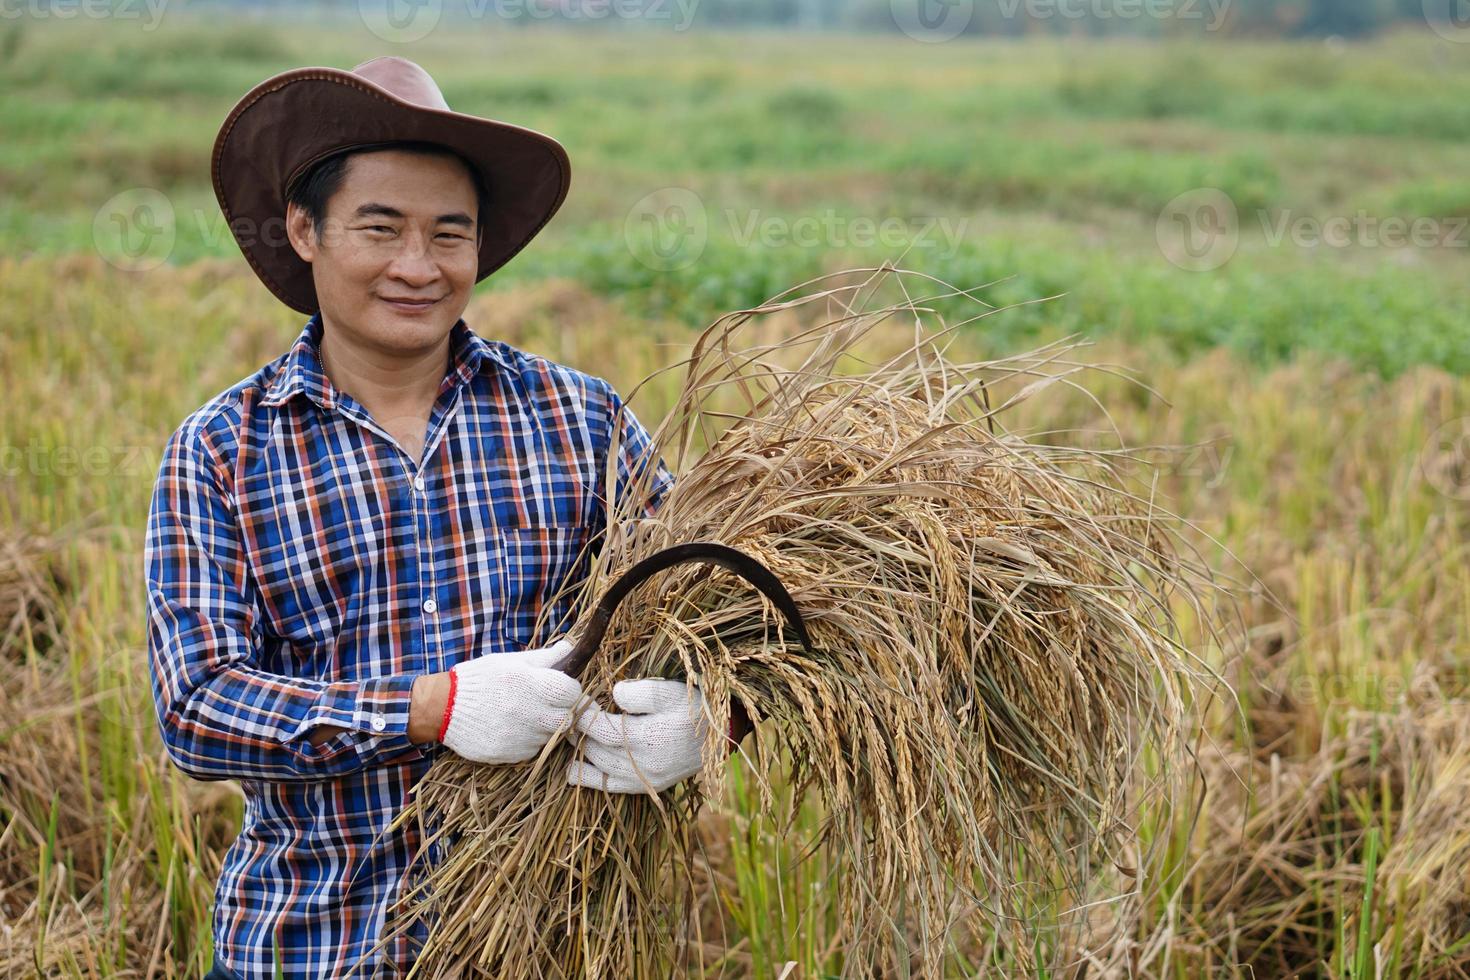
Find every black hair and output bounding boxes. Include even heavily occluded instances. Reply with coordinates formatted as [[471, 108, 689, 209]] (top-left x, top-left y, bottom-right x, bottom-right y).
[[284, 140, 489, 243]]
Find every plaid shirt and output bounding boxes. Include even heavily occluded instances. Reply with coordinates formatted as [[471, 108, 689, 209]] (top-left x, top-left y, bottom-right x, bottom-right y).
[[144, 312, 673, 979]]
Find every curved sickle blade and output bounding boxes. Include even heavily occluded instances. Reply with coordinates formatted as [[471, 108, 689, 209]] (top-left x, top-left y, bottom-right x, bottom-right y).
[[551, 542, 811, 679]]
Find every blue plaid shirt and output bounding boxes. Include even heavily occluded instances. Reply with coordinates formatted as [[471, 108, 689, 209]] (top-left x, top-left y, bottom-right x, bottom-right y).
[[144, 312, 673, 978]]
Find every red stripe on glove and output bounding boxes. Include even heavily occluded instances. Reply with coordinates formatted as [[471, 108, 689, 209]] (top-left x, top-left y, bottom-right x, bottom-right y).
[[437, 667, 459, 743]]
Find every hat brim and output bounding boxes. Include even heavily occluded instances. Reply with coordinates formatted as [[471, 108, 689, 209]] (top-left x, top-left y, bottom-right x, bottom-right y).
[[212, 67, 571, 314]]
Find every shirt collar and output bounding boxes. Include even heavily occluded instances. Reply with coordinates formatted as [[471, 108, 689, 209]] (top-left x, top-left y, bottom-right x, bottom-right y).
[[261, 312, 515, 409]]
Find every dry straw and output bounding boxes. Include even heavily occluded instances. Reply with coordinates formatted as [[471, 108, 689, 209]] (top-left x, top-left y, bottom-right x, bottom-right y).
[[0, 531, 236, 976], [388, 265, 1222, 977]]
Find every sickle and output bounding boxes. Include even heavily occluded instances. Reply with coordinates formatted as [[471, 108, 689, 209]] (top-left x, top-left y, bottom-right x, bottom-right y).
[[550, 541, 812, 680]]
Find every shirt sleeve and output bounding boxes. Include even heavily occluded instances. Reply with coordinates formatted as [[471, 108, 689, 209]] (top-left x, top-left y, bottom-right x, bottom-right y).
[[144, 423, 425, 782], [604, 384, 676, 521]]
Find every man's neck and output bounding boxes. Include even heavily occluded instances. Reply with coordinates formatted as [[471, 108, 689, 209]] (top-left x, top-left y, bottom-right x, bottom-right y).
[[318, 322, 448, 407], [316, 319, 451, 460]]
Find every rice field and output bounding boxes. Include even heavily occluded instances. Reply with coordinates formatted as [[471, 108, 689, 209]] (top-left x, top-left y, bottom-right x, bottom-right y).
[[3, 13, 1470, 978]]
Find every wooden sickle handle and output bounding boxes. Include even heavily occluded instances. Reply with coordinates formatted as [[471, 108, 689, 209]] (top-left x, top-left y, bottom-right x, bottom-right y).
[[551, 542, 813, 745]]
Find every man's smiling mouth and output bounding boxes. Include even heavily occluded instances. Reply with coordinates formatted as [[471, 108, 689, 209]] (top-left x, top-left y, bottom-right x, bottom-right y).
[[380, 295, 441, 313]]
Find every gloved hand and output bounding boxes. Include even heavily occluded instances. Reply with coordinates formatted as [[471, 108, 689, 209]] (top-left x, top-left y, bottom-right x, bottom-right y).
[[439, 638, 583, 764], [566, 677, 725, 794]]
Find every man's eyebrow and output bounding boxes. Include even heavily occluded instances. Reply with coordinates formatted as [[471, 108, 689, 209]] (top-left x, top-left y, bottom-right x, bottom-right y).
[[350, 203, 475, 227]]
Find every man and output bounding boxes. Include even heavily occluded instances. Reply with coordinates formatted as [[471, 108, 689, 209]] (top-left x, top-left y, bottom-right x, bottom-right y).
[[145, 57, 735, 979]]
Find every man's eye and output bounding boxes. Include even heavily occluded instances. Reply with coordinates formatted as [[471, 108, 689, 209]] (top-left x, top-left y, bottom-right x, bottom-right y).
[[437, 233, 468, 241]]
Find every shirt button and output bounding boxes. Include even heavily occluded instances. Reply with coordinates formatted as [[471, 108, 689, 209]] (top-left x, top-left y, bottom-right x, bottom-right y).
[[413, 475, 426, 492], [422, 598, 438, 614], [371, 714, 387, 733]]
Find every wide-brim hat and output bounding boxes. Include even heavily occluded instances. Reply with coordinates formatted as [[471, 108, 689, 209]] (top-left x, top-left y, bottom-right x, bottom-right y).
[[211, 56, 570, 314]]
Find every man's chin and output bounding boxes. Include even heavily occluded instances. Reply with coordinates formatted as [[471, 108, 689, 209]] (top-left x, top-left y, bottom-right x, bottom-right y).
[[358, 305, 457, 352]]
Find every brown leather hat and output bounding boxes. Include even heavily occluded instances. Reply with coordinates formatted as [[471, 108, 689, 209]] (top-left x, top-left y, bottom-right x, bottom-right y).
[[211, 56, 571, 314]]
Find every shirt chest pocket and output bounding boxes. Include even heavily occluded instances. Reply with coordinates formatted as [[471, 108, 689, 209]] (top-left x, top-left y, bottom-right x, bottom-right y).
[[493, 523, 596, 651]]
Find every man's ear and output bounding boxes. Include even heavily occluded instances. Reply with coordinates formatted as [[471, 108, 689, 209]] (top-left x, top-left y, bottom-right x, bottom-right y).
[[285, 201, 317, 264]]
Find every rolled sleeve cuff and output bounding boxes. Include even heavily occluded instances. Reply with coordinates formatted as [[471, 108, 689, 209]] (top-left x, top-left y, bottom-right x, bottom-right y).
[[352, 673, 417, 737], [284, 673, 422, 771]]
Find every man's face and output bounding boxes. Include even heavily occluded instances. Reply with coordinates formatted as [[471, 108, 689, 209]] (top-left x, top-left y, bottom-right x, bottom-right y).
[[286, 148, 481, 356]]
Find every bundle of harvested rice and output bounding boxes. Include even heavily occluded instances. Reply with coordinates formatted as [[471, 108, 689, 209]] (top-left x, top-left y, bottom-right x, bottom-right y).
[[390, 266, 1221, 977]]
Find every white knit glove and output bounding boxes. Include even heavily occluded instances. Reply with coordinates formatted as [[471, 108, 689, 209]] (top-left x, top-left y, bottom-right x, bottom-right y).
[[439, 638, 583, 764], [565, 677, 711, 794]]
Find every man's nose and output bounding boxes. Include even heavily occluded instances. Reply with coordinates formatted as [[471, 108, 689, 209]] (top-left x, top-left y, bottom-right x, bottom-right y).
[[385, 232, 441, 285]]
